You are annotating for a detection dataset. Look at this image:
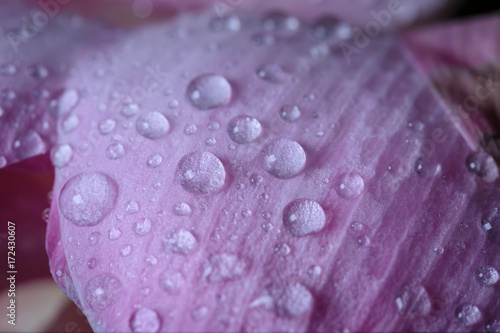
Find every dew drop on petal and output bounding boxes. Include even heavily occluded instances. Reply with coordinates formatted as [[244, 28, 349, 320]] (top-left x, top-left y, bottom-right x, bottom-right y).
[[209, 14, 241, 32], [172, 202, 192, 216], [89, 232, 100, 245], [84, 274, 122, 310], [262, 138, 306, 179], [62, 114, 79, 133], [0, 156, 7, 168], [159, 271, 185, 295], [486, 320, 500, 333], [227, 115, 262, 144], [283, 199, 326, 237], [12, 130, 46, 160], [50, 144, 72, 168], [335, 173, 364, 199], [256, 64, 289, 83], [466, 151, 498, 182], [120, 244, 132, 257], [135, 218, 152, 236], [176, 151, 226, 195], [130, 307, 161, 333], [186, 74, 231, 110], [455, 304, 482, 327], [28, 64, 49, 79], [87, 258, 97, 269], [99, 119, 116, 135], [126, 201, 140, 214], [108, 227, 122, 240], [121, 103, 140, 118], [203, 253, 247, 283], [279, 105, 301, 122], [273, 283, 313, 317], [163, 229, 197, 254], [135, 111, 170, 139], [184, 124, 197, 135], [395, 284, 431, 319], [147, 154, 163, 168], [106, 143, 125, 159], [311, 16, 353, 40], [262, 12, 300, 32], [59, 173, 118, 226], [475, 266, 499, 286], [249, 173, 263, 187], [58, 89, 79, 116]]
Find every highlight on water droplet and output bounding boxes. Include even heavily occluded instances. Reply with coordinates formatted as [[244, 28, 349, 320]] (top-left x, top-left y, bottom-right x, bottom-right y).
[[283, 199, 326, 237], [261, 138, 306, 179], [475, 266, 499, 286], [227, 115, 262, 144], [136, 111, 170, 139], [59, 172, 118, 226], [186, 74, 232, 110], [176, 151, 226, 195], [335, 172, 364, 199]]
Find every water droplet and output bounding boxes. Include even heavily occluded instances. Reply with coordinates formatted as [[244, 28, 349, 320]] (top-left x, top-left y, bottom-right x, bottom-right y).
[[58, 89, 79, 116], [147, 154, 163, 168], [41, 207, 50, 222], [59, 173, 118, 226], [186, 74, 231, 110], [311, 16, 353, 40], [241, 209, 252, 218], [466, 151, 498, 182], [87, 258, 97, 269], [395, 284, 431, 319], [475, 266, 499, 286], [227, 115, 262, 144], [273, 283, 312, 317], [256, 64, 289, 83], [208, 121, 220, 131], [0, 156, 6, 168], [205, 137, 217, 146], [308, 265, 322, 277], [136, 111, 170, 139], [28, 64, 49, 79], [414, 157, 438, 178], [274, 243, 291, 256], [106, 143, 125, 159], [168, 99, 179, 109], [251, 32, 276, 46], [315, 131, 324, 137], [249, 173, 263, 186], [357, 235, 370, 246], [89, 232, 100, 245], [210, 14, 241, 32], [130, 307, 161, 333], [163, 229, 197, 254], [176, 151, 226, 195], [62, 114, 79, 133], [203, 253, 247, 283], [486, 320, 500, 333], [126, 201, 140, 214], [481, 208, 500, 244], [50, 144, 72, 168], [108, 228, 122, 240], [159, 271, 184, 295], [350, 222, 363, 232], [309, 43, 330, 59], [192, 306, 208, 321], [1, 89, 16, 100], [12, 130, 46, 160], [283, 199, 326, 237], [0, 63, 17, 76], [84, 274, 122, 310], [262, 12, 300, 32], [279, 105, 301, 122], [121, 103, 140, 118], [172, 202, 192, 216], [262, 138, 306, 179], [335, 173, 364, 199], [455, 304, 482, 327], [99, 119, 116, 135], [135, 218, 152, 236], [120, 244, 132, 257], [184, 124, 197, 135]]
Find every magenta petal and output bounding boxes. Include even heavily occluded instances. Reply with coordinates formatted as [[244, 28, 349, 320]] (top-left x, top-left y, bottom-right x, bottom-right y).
[[38, 6, 500, 333]]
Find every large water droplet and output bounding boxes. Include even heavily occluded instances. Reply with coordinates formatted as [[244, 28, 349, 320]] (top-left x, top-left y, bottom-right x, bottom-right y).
[[455, 304, 482, 327], [172, 202, 192, 216], [395, 284, 431, 319], [186, 74, 231, 110], [475, 266, 499, 286], [262, 138, 306, 179], [176, 151, 226, 195], [136, 111, 170, 139], [159, 270, 185, 295], [227, 115, 262, 144], [106, 143, 125, 159], [50, 144, 72, 168], [135, 218, 152, 236], [57, 89, 79, 116], [262, 12, 300, 32], [12, 130, 46, 160], [283, 199, 326, 237], [163, 229, 197, 254], [84, 274, 122, 310], [59, 172, 118, 226], [256, 64, 289, 83], [335, 173, 365, 199], [99, 119, 116, 135], [130, 307, 161, 333], [279, 105, 301, 122], [273, 283, 313, 317], [466, 151, 498, 182], [203, 253, 247, 283]]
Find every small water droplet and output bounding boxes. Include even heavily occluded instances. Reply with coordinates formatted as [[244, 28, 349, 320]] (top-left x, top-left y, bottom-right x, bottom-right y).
[[59, 173, 118, 226], [311, 16, 353, 40], [203, 253, 247, 283], [273, 283, 313, 317], [414, 157, 438, 178], [205, 137, 217, 146], [146, 154, 163, 168], [120, 244, 132, 257], [486, 320, 500, 333], [249, 173, 263, 186], [89, 232, 100, 245], [135, 218, 152, 236], [251, 32, 276, 45], [129, 307, 161, 333], [28, 64, 49, 79], [163, 229, 197, 254], [84, 274, 122, 310], [262, 12, 300, 32], [42, 207, 50, 222], [262, 138, 306, 179], [126, 201, 140, 214], [12, 130, 46, 160], [241, 209, 252, 218], [227, 115, 262, 144], [208, 121, 220, 131], [107, 143, 125, 159], [256, 64, 289, 83], [108, 227, 122, 240], [136, 111, 170, 139], [176, 151, 226, 195], [87, 258, 97, 269], [274, 243, 291, 256], [62, 114, 79, 133], [168, 99, 179, 109], [475, 266, 499, 286], [121, 103, 140, 118], [357, 235, 370, 246], [159, 270, 184, 295], [335, 173, 364, 199], [192, 306, 208, 321], [0, 63, 17, 76], [50, 144, 72, 168], [308, 265, 322, 277], [455, 304, 482, 327], [58, 89, 79, 116], [184, 124, 197, 135], [283, 199, 326, 237], [395, 284, 431, 319], [186, 74, 231, 110], [210, 14, 241, 32], [99, 119, 116, 135], [466, 151, 498, 182], [173, 202, 192, 216], [279, 105, 301, 122]]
